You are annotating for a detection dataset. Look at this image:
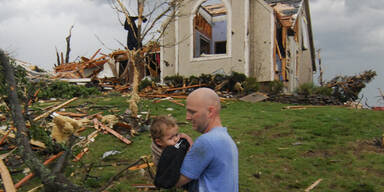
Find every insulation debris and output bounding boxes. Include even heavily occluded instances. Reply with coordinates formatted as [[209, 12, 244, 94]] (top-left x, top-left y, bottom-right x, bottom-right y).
[[51, 112, 82, 143]]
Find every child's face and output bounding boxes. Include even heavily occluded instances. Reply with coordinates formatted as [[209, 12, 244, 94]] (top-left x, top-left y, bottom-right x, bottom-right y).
[[155, 125, 180, 149]]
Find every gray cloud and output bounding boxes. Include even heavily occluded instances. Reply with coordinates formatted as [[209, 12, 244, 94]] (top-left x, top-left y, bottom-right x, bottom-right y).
[[345, 0, 384, 12], [311, 0, 384, 105]]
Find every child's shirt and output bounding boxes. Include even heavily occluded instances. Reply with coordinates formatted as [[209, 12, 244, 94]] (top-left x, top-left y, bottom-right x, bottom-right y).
[[151, 141, 163, 166], [154, 138, 190, 189]]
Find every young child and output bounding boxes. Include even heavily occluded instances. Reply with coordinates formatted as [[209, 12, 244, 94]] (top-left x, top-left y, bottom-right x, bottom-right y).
[[150, 115, 182, 165], [150, 115, 195, 190]]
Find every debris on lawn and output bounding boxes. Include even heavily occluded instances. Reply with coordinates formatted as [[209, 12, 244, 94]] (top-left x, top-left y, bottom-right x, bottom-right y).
[[267, 94, 343, 105], [14, 151, 64, 189], [239, 92, 269, 103], [0, 156, 16, 192], [50, 112, 82, 143], [102, 150, 122, 159], [325, 70, 376, 103], [304, 178, 323, 192], [94, 119, 132, 145]]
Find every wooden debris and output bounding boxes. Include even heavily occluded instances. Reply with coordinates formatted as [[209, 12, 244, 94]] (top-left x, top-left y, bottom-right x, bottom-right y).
[[73, 130, 99, 148], [85, 112, 102, 120], [27, 89, 40, 106], [114, 122, 132, 130], [56, 111, 87, 118], [26, 184, 43, 192], [215, 80, 229, 91], [304, 178, 323, 192], [94, 119, 132, 145], [282, 105, 327, 110], [15, 151, 64, 189], [165, 84, 206, 92], [139, 94, 187, 99], [33, 97, 78, 121], [0, 129, 46, 148], [169, 99, 184, 106], [0, 159, 16, 192], [131, 184, 157, 190], [128, 162, 154, 171], [73, 147, 89, 162], [0, 127, 13, 145]]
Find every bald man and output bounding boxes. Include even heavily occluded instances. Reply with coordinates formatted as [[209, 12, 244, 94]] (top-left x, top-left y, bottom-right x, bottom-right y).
[[176, 88, 238, 192]]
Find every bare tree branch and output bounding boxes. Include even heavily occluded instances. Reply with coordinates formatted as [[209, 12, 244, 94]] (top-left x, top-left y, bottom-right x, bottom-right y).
[[141, 0, 180, 40], [65, 25, 74, 64]]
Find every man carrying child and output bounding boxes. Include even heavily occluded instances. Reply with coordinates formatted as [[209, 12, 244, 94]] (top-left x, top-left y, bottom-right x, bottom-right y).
[[150, 88, 238, 192]]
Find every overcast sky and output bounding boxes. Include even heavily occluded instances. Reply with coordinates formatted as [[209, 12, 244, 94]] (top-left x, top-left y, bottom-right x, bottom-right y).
[[0, 0, 383, 106]]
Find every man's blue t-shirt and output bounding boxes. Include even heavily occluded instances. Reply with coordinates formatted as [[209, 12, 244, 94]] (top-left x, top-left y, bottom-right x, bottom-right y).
[[180, 127, 238, 192]]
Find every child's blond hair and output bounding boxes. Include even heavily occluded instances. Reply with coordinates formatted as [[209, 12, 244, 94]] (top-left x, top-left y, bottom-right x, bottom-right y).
[[150, 115, 177, 140]]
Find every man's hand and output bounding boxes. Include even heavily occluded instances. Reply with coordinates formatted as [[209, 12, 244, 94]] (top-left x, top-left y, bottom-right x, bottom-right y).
[[179, 133, 193, 150], [176, 174, 191, 187]]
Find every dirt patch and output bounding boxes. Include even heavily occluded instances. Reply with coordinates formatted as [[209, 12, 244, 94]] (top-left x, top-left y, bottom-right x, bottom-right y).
[[351, 139, 384, 155], [302, 149, 335, 158], [271, 131, 293, 138]]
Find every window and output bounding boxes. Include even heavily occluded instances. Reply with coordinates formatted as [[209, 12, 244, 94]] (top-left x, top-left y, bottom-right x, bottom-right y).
[[193, 0, 228, 58]]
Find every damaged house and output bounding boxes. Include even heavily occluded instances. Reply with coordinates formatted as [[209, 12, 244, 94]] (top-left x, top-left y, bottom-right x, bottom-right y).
[[161, 0, 316, 92]]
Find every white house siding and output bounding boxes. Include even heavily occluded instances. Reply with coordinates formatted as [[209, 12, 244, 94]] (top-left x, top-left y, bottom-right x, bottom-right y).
[[249, 0, 274, 81]]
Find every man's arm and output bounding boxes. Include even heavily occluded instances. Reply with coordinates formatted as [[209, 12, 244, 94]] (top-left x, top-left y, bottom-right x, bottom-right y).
[[175, 174, 191, 187]]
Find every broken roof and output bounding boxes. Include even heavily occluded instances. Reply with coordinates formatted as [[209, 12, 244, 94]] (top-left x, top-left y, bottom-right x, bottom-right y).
[[264, 0, 303, 27], [202, 4, 227, 17]]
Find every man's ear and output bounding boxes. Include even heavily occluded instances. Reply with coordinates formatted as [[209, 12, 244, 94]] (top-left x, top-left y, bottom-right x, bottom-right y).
[[207, 105, 215, 118]]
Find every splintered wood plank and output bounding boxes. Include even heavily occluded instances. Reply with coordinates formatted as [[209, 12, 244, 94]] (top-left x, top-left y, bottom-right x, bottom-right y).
[[94, 119, 132, 145], [0, 159, 16, 192], [33, 97, 78, 121]]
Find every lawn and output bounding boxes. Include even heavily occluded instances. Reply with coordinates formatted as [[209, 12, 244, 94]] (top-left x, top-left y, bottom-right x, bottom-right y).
[[18, 94, 384, 191]]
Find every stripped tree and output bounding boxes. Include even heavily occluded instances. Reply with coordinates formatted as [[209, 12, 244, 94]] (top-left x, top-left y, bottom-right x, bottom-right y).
[[112, 0, 186, 117]]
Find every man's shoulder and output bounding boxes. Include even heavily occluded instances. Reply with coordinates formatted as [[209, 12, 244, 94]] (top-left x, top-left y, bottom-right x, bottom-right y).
[[197, 127, 232, 145]]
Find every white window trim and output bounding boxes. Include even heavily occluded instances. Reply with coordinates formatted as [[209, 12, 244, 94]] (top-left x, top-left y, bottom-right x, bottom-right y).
[[190, 0, 232, 62]]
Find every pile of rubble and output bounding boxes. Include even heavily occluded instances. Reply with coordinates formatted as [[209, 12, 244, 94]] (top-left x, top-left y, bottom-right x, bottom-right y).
[[267, 94, 343, 105], [0, 97, 156, 191]]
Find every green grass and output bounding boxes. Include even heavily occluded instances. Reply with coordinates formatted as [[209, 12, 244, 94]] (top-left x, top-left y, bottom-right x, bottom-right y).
[[18, 95, 384, 192]]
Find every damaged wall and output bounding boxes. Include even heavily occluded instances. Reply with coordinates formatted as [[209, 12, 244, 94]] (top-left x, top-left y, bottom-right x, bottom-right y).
[[162, 0, 248, 78], [249, 0, 274, 81], [161, 0, 315, 92], [296, 4, 314, 86], [161, 16, 176, 79]]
